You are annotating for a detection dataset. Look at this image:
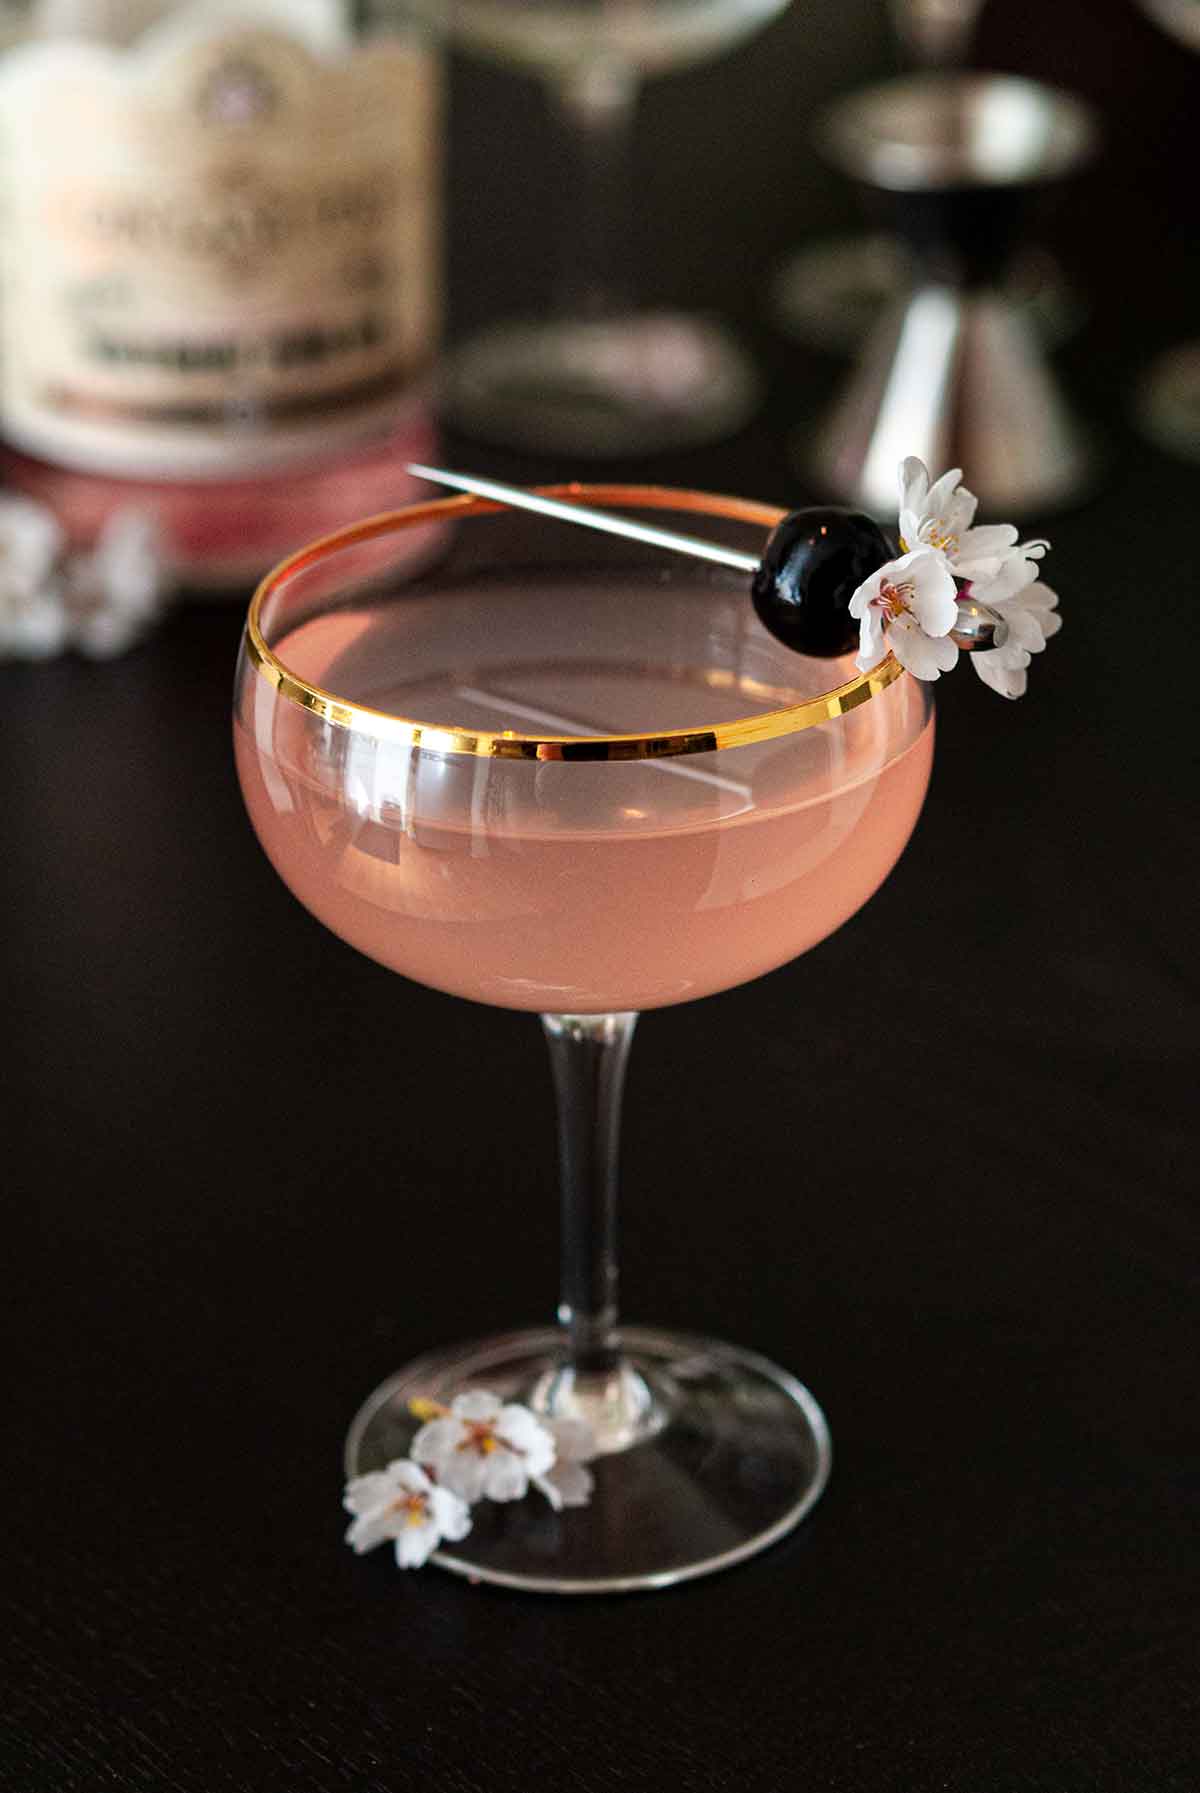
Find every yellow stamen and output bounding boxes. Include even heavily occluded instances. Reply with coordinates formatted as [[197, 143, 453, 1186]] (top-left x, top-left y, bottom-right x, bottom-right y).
[[389, 1492, 430, 1528], [409, 1397, 449, 1421], [877, 578, 911, 620], [457, 1419, 503, 1455]]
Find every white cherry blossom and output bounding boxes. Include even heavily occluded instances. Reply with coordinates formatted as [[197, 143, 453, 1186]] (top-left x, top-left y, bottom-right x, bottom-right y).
[[344, 1459, 472, 1569], [888, 457, 1059, 697], [0, 497, 171, 662], [0, 495, 67, 660], [898, 456, 1019, 583], [849, 546, 960, 681], [412, 1390, 557, 1505], [64, 508, 170, 659], [971, 583, 1062, 699]]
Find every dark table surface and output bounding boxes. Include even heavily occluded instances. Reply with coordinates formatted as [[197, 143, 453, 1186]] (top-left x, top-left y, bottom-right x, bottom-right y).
[[4, 0, 1198, 1787]]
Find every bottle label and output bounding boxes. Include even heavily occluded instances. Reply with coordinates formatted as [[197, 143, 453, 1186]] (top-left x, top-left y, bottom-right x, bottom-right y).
[[0, 9, 440, 476]]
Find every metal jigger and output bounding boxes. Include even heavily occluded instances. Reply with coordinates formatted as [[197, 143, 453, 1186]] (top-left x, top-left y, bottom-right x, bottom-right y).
[[805, 73, 1100, 518]]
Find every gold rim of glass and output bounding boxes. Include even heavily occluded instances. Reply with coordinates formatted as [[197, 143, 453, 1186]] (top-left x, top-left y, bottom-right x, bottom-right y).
[[244, 484, 904, 762]]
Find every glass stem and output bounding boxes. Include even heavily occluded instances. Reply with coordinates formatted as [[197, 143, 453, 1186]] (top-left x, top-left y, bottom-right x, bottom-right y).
[[542, 1010, 637, 1375], [547, 60, 638, 320]]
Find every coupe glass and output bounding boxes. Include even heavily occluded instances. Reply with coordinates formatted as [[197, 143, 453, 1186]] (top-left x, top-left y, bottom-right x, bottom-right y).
[[233, 485, 934, 1593], [414, 0, 788, 453]]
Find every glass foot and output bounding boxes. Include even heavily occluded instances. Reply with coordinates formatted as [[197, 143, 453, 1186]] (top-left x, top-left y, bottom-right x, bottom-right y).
[[1135, 340, 1200, 461], [345, 1325, 831, 1594], [440, 314, 761, 457]]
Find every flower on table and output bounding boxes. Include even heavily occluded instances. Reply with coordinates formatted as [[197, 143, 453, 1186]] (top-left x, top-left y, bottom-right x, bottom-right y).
[[344, 1389, 599, 1572], [344, 1459, 472, 1569], [0, 494, 68, 660], [65, 508, 171, 659], [0, 495, 171, 663], [412, 1389, 558, 1505], [849, 546, 960, 681]]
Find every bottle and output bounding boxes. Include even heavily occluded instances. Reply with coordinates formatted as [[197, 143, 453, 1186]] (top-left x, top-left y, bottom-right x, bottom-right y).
[[0, 0, 442, 590]]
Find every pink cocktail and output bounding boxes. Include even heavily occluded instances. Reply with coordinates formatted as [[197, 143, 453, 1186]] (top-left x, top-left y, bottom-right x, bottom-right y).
[[234, 485, 934, 1592]]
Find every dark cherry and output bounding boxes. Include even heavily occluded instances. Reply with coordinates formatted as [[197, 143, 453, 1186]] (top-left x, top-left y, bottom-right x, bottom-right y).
[[751, 506, 892, 658]]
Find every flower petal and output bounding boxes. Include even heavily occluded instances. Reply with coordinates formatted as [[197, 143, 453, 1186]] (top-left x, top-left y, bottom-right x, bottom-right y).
[[1022, 583, 1062, 639], [343, 1473, 390, 1516], [533, 1473, 564, 1512], [433, 1452, 491, 1505], [1, 592, 70, 662], [990, 579, 1061, 658], [430, 1485, 473, 1543], [923, 465, 965, 521], [481, 1453, 530, 1502], [952, 523, 1019, 579], [450, 1389, 502, 1423], [905, 551, 959, 636], [1000, 606, 1048, 655], [898, 456, 930, 517], [344, 1462, 431, 1515], [975, 539, 1048, 604], [0, 494, 64, 585], [956, 523, 1018, 559], [74, 611, 142, 660], [411, 1416, 467, 1468], [849, 546, 929, 616], [972, 647, 1029, 699], [394, 1519, 441, 1569], [494, 1403, 548, 1447], [536, 1461, 595, 1510], [496, 1405, 557, 1478], [854, 607, 888, 672], [898, 507, 921, 553], [891, 616, 959, 680], [345, 1509, 400, 1555], [944, 482, 978, 536], [981, 562, 1040, 604], [547, 1418, 597, 1463], [848, 566, 881, 618]]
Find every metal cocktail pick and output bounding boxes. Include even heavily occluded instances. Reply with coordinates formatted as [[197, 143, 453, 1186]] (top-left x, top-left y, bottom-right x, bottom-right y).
[[406, 462, 1000, 650], [406, 462, 760, 573]]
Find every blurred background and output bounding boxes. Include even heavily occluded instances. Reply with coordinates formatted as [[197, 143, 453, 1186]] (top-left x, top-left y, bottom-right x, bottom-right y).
[[1, 0, 1199, 608], [2, 3, 1197, 1784], [432, 0, 1198, 500]]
